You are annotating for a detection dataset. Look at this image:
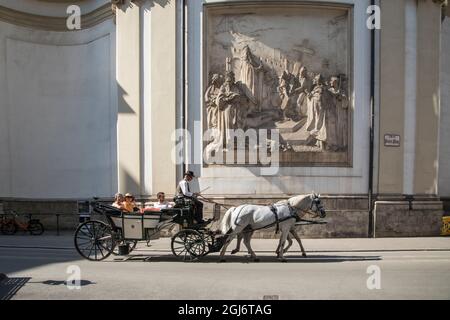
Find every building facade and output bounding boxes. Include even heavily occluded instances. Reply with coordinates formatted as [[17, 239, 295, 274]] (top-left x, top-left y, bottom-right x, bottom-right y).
[[0, 0, 449, 237]]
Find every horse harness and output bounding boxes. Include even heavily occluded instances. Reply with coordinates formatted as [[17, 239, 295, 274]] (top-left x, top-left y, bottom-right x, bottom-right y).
[[269, 203, 298, 234], [234, 201, 318, 234]]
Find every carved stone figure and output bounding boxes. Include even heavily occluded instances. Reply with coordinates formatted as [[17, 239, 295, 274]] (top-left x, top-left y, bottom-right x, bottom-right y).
[[205, 74, 222, 130], [239, 45, 263, 109], [329, 76, 349, 149], [294, 66, 312, 117], [306, 74, 338, 151], [216, 71, 245, 149], [278, 70, 298, 121]]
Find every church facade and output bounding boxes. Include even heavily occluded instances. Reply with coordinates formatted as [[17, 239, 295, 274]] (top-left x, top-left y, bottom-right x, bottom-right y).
[[0, 0, 449, 237]]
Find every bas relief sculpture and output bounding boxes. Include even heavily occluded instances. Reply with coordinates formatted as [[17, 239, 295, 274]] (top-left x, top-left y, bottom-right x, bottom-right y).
[[203, 5, 352, 166]]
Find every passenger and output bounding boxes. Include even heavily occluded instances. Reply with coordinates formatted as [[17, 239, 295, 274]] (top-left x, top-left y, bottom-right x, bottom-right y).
[[112, 193, 125, 210], [153, 192, 174, 210], [123, 193, 139, 213]]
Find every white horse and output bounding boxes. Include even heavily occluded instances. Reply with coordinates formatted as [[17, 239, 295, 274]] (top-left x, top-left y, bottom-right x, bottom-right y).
[[219, 193, 326, 262]]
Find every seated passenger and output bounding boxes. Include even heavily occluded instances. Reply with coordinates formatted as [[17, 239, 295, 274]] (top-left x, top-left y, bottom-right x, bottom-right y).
[[153, 192, 174, 210], [112, 193, 125, 210], [123, 193, 139, 213]]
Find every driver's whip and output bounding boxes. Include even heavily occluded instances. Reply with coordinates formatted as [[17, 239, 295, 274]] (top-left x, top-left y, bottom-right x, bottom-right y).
[[196, 194, 231, 210]]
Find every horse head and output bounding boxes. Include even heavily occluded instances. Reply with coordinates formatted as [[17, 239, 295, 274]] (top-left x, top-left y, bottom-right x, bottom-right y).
[[288, 193, 326, 218], [310, 193, 326, 218]]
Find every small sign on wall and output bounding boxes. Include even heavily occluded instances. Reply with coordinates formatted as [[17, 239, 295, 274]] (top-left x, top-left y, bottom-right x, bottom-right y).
[[384, 134, 401, 147]]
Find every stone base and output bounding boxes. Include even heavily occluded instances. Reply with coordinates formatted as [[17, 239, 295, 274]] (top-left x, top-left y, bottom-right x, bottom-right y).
[[374, 201, 444, 237]]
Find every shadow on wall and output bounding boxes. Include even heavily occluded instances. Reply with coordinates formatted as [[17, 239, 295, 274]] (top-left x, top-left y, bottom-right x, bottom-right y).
[[117, 84, 136, 114], [117, 83, 140, 195], [119, 165, 140, 196]]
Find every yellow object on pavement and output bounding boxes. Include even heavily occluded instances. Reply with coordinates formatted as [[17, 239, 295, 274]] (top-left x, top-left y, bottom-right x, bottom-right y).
[[442, 216, 450, 236]]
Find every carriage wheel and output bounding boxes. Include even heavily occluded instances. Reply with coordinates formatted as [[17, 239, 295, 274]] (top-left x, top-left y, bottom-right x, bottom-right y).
[[74, 220, 115, 261], [171, 229, 206, 261], [201, 233, 215, 256]]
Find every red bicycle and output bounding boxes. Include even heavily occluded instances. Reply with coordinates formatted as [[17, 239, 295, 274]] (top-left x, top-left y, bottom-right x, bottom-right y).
[[1, 211, 44, 235]]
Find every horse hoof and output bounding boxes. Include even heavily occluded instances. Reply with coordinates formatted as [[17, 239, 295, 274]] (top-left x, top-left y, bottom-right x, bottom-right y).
[[253, 258, 260, 262], [231, 249, 239, 255], [302, 254, 307, 258], [278, 258, 287, 263], [219, 259, 226, 263]]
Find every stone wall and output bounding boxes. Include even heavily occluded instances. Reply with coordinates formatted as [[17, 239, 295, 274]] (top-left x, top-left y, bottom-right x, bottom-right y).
[[374, 201, 443, 237], [1, 197, 444, 237]]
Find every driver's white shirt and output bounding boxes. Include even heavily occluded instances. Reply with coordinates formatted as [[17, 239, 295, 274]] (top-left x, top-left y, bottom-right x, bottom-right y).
[[178, 179, 193, 197]]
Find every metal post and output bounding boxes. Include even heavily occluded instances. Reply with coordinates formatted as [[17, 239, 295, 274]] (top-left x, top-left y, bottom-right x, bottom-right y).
[[56, 214, 60, 236]]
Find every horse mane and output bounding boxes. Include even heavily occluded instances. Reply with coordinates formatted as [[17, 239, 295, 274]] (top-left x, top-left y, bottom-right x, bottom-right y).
[[287, 194, 313, 208]]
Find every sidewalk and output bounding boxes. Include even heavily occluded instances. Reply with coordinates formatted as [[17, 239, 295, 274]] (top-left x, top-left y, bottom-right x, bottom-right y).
[[1, 233, 449, 252]]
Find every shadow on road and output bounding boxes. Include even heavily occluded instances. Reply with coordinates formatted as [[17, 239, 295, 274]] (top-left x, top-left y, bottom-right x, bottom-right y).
[[0, 276, 31, 300], [111, 253, 382, 263], [30, 279, 96, 287]]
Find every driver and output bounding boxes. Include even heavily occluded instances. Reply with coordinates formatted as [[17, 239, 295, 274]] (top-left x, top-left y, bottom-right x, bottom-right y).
[[177, 170, 205, 224]]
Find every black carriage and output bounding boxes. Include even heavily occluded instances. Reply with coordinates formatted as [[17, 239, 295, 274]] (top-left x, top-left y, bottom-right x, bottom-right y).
[[73, 198, 225, 262]]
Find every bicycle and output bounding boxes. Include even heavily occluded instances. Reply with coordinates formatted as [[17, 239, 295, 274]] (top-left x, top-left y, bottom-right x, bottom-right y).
[[1, 210, 45, 235]]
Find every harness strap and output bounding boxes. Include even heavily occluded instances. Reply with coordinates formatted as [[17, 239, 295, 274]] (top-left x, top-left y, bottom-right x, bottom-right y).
[[269, 205, 280, 234], [287, 203, 300, 222]]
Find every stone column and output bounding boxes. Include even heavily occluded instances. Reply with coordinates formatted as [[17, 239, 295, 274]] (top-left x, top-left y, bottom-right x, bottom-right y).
[[116, 0, 177, 197], [116, 1, 142, 195], [148, 0, 177, 196], [375, 0, 445, 237], [378, 0, 406, 195], [414, 0, 442, 196]]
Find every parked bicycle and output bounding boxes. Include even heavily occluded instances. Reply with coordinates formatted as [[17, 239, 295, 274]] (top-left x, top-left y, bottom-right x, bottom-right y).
[[0, 210, 45, 235]]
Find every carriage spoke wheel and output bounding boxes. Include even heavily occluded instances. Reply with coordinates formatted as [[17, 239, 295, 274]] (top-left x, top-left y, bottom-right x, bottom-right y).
[[201, 233, 215, 256], [171, 229, 206, 262], [74, 220, 114, 261]]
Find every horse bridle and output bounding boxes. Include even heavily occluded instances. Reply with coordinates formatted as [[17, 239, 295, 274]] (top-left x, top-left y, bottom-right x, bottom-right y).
[[291, 196, 326, 219]]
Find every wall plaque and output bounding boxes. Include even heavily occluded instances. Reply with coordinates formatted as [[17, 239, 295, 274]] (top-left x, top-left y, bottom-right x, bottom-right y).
[[384, 134, 401, 147]]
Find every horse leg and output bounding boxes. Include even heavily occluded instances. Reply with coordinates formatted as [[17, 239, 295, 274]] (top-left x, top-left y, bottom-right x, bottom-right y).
[[242, 232, 258, 262], [282, 234, 293, 254], [219, 234, 235, 262], [290, 228, 307, 257], [276, 227, 290, 262], [231, 233, 243, 255], [219, 225, 246, 262], [276, 234, 292, 255]]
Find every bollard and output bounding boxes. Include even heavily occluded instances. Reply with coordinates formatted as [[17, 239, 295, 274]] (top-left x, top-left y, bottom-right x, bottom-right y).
[[56, 214, 60, 236]]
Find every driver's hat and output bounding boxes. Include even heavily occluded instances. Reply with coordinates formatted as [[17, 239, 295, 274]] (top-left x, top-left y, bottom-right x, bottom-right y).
[[184, 170, 195, 178]]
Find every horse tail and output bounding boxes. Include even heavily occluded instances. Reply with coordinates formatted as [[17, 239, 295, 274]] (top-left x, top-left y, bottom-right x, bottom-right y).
[[220, 207, 235, 235]]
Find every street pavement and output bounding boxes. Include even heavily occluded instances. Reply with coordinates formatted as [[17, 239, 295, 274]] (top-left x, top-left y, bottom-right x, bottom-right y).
[[0, 233, 449, 300]]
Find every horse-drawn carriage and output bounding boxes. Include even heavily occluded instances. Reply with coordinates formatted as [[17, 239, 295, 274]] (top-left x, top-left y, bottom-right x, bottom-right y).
[[74, 198, 226, 262], [74, 193, 327, 262]]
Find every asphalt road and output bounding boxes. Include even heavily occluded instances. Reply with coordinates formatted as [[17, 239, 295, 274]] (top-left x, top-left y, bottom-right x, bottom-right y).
[[1, 236, 449, 300]]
